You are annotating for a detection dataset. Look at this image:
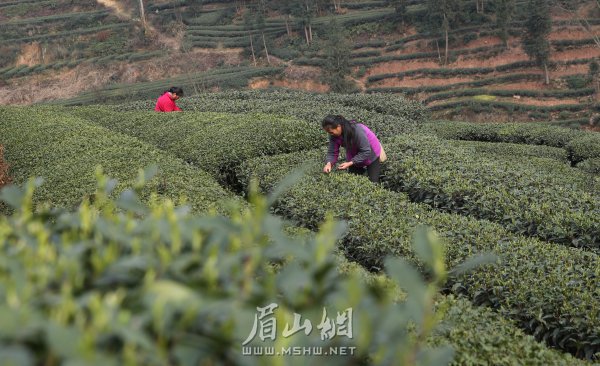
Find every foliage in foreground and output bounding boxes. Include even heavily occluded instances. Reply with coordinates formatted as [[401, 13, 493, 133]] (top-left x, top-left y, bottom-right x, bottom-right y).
[[0, 172, 457, 366]]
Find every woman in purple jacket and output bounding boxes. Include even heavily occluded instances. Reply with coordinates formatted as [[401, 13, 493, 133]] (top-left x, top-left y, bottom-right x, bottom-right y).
[[322, 115, 382, 183]]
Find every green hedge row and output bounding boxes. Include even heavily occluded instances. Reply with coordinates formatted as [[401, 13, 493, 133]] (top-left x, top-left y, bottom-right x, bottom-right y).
[[447, 139, 569, 162], [422, 121, 600, 162], [55, 67, 283, 106], [236, 150, 600, 359], [366, 58, 597, 84], [353, 40, 387, 49], [0, 9, 109, 26], [381, 134, 598, 250], [428, 100, 591, 113], [567, 134, 600, 163], [119, 90, 428, 139], [429, 297, 583, 365], [366, 73, 542, 94], [0, 22, 131, 45], [0, 51, 166, 80], [351, 44, 506, 67], [424, 87, 594, 103], [343, 257, 583, 364], [186, 26, 285, 37], [578, 158, 600, 175], [69, 107, 323, 189], [0, 106, 236, 213], [343, 1, 387, 9]]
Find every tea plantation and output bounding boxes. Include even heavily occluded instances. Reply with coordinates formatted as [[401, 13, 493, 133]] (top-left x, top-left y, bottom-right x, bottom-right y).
[[0, 91, 598, 364]]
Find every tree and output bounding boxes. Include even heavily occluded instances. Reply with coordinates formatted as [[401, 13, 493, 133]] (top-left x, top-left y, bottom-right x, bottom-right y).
[[475, 0, 485, 14], [243, 5, 257, 66], [291, 0, 316, 45], [495, 0, 515, 48], [425, 0, 460, 65], [522, 0, 552, 84], [138, 0, 147, 33], [387, 0, 408, 26], [323, 20, 356, 92], [242, 1, 272, 65], [256, 0, 271, 65], [555, 0, 600, 49], [331, 0, 343, 12]]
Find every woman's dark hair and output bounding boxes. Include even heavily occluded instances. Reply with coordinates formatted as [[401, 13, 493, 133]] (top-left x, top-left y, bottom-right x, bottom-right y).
[[166, 86, 184, 96], [322, 115, 358, 151]]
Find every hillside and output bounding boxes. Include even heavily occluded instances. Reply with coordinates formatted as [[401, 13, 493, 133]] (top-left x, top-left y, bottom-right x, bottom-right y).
[[1, 0, 600, 125]]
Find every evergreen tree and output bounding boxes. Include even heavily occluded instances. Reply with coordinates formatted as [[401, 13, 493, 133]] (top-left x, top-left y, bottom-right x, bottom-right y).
[[387, 0, 408, 26], [243, 4, 258, 66], [522, 0, 552, 84], [290, 0, 316, 45], [425, 0, 460, 65], [495, 0, 515, 48], [323, 20, 356, 93]]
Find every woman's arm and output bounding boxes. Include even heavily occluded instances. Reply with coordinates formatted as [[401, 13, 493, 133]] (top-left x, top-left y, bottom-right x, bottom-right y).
[[326, 136, 340, 164]]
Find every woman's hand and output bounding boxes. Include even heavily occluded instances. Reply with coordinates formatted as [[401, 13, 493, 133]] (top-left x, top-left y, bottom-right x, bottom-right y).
[[338, 161, 354, 170], [323, 162, 333, 173]]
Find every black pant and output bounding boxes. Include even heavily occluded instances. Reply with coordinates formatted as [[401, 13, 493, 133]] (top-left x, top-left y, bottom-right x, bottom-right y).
[[349, 158, 381, 183]]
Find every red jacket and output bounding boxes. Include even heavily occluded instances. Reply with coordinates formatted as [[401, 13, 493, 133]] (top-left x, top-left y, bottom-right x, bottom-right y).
[[154, 92, 182, 112]]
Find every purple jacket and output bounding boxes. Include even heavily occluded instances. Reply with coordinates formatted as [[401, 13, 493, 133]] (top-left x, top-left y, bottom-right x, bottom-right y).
[[326, 123, 381, 167]]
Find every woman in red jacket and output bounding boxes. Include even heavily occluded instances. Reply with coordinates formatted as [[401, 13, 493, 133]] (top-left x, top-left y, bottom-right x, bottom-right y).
[[155, 87, 184, 112]]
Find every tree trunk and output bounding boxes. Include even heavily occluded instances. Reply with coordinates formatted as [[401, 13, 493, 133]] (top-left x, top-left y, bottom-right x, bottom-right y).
[[138, 0, 147, 33], [475, 0, 479, 13], [309, 24, 313, 43], [481, 0, 484, 13], [543, 62, 550, 85], [249, 34, 257, 66], [304, 26, 310, 45], [285, 16, 291, 36], [445, 27, 449, 65], [262, 32, 270, 65], [435, 39, 442, 64]]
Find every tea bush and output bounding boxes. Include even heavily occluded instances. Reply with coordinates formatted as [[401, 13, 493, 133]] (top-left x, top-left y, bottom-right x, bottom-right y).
[[236, 151, 600, 359], [0, 174, 456, 366], [381, 134, 599, 250], [120, 90, 428, 139], [69, 107, 322, 189], [0, 107, 236, 213]]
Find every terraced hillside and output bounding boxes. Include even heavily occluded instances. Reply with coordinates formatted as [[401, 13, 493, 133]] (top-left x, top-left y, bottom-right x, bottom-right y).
[[1, 0, 600, 125]]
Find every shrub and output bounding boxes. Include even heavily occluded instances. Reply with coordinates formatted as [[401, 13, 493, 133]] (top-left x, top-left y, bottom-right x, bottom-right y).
[[0, 175, 456, 365], [381, 134, 599, 250], [567, 133, 600, 163], [447, 139, 568, 162], [564, 75, 591, 90], [422, 121, 582, 148], [578, 158, 600, 175], [118, 90, 428, 139], [69, 108, 323, 190], [236, 150, 600, 359], [0, 106, 236, 213]]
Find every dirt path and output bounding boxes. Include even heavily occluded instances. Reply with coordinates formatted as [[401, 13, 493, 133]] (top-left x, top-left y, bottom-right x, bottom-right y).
[[96, 0, 131, 19], [428, 95, 585, 107]]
